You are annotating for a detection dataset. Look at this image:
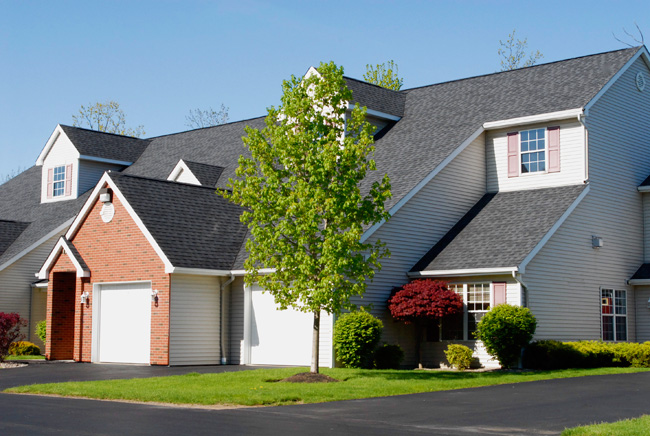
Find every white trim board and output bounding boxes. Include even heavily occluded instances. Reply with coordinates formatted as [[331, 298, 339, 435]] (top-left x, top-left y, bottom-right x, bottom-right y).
[[346, 103, 401, 121], [167, 159, 201, 185], [408, 267, 517, 278], [482, 108, 583, 130], [37, 237, 90, 279]]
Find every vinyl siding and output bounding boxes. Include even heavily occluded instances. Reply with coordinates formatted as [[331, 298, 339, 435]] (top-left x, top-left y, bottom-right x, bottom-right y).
[[169, 274, 221, 365], [635, 287, 650, 341], [78, 160, 124, 195], [486, 120, 585, 193], [359, 134, 486, 366], [524, 56, 650, 342], [41, 133, 80, 203], [644, 194, 650, 263], [0, 233, 61, 343], [29, 288, 47, 349]]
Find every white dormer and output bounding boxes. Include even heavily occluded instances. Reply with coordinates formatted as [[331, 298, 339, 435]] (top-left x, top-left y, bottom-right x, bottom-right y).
[[168, 160, 202, 185], [37, 125, 81, 203]]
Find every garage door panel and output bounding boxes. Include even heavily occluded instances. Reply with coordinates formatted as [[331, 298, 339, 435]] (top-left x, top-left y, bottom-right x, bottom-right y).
[[98, 283, 151, 364]]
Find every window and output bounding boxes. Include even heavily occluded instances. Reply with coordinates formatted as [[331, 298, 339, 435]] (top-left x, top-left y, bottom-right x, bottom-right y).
[[439, 283, 491, 341], [520, 128, 546, 173], [601, 289, 627, 341], [52, 166, 66, 197]]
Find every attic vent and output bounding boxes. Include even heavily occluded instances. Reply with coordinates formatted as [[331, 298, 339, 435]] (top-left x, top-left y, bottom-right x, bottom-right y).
[[100, 202, 115, 223], [636, 72, 646, 92]]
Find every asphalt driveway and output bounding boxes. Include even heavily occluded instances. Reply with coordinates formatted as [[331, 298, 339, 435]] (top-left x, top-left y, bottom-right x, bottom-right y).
[[1, 363, 650, 435]]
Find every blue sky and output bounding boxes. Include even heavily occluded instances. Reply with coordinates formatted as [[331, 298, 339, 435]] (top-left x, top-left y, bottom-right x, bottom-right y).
[[1, 0, 650, 179]]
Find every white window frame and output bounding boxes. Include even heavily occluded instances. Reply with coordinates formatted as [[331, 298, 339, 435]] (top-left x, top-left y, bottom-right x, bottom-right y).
[[600, 287, 628, 342], [439, 282, 492, 341], [520, 128, 547, 175], [52, 165, 66, 197]]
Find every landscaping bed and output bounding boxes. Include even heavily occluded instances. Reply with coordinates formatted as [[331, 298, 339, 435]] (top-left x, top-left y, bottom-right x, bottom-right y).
[[5, 366, 649, 407]]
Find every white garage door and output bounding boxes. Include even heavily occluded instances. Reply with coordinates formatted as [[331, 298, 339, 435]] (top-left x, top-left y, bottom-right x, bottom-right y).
[[249, 288, 313, 366], [98, 283, 151, 364]]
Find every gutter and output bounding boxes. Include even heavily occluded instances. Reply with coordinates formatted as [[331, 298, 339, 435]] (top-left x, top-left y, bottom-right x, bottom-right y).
[[219, 273, 235, 365]]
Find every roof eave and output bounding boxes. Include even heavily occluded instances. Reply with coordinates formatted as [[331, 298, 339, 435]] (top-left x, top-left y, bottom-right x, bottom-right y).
[[408, 267, 518, 278], [482, 108, 584, 130]]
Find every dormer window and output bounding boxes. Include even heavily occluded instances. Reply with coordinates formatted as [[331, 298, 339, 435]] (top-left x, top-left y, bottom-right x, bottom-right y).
[[520, 128, 546, 173], [52, 166, 66, 197]]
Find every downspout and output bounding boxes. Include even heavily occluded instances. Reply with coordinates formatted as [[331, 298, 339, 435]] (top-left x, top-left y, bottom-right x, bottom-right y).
[[578, 112, 589, 183], [512, 271, 529, 308], [220, 273, 235, 365]]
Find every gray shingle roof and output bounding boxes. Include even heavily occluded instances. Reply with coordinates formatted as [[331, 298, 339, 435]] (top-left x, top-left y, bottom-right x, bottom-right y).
[[344, 77, 406, 117], [631, 264, 650, 280], [59, 125, 150, 163], [0, 166, 90, 267], [411, 185, 587, 272], [0, 220, 30, 256], [182, 161, 225, 187], [109, 173, 247, 270], [639, 175, 650, 187], [60, 237, 89, 271]]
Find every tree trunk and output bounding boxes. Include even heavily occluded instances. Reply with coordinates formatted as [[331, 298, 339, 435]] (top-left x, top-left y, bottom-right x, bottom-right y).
[[416, 322, 423, 369], [310, 310, 321, 374]]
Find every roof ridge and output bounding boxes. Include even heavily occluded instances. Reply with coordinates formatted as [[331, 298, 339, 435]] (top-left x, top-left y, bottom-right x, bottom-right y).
[[402, 46, 642, 93], [59, 124, 150, 142], [108, 171, 230, 192], [146, 115, 267, 140], [343, 76, 406, 94]]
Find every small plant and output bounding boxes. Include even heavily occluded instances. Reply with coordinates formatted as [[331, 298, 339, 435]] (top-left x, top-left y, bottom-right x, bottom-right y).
[[474, 304, 537, 368], [9, 341, 41, 356], [333, 311, 383, 369], [445, 344, 474, 370], [0, 312, 27, 362], [36, 320, 46, 343], [374, 344, 404, 369]]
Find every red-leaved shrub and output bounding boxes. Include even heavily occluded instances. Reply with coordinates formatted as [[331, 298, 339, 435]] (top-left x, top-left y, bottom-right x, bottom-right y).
[[0, 312, 27, 362]]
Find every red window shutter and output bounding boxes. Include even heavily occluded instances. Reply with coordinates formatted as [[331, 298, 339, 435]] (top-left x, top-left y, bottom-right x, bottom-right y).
[[493, 282, 507, 306], [46, 168, 53, 199], [507, 132, 519, 178], [65, 164, 73, 196], [547, 126, 560, 173]]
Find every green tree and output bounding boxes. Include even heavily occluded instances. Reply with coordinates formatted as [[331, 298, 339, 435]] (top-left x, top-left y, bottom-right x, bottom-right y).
[[222, 62, 392, 374], [364, 60, 403, 90], [498, 30, 543, 71], [72, 100, 145, 137], [185, 104, 229, 129]]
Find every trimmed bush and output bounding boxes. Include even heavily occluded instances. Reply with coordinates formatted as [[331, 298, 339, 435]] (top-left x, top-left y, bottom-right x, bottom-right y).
[[444, 344, 473, 370], [474, 304, 537, 368], [374, 344, 404, 369], [333, 311, 383, 368], [36, 320, 46, 344], [0, 312, 27, 362], [523, 340, 650, 369], [9, 341, 41, 356]]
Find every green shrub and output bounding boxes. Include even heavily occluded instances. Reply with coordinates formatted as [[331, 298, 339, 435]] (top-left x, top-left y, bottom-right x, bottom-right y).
[[36, 320, 46, 343], [8, 341, 41, 356], [444, 344, 474, 370], [612, 342, 650, 367], [474, 304, 537, 368], [567, 341, 620, 367], [374, 344, 404, 369], [333, 311, 383, 368], [523, 340, 587, 369], [523, 340, 650, 369]]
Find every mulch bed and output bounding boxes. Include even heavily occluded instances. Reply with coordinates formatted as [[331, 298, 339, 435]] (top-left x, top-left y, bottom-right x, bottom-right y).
[[281, 372, 340, 383]]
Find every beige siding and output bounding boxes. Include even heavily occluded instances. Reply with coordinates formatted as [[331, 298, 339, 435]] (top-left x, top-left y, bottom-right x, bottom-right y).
[[169, 274, 221, 365], [359, 134, 487, 366], [41, 133, 80, 203], [524, 56, 650, 342], [78, 160, 124, 195], [635, 287, 650, 341], [0, 233, 61, 343], [229, 277, 245, 364], [29, 288, 47, 350], [486, 120, 586, 193]]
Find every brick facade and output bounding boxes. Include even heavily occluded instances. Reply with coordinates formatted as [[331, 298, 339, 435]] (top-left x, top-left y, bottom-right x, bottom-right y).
[[46, 192, 170, 365]]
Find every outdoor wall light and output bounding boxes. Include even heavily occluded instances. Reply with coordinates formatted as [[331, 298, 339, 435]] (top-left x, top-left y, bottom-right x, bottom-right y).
[[99, 188, 112, 203], [647, 297, 650, 309], [80, 291, 89, 305], [151, 289, 159, 303], [592, 236, 603, 249]]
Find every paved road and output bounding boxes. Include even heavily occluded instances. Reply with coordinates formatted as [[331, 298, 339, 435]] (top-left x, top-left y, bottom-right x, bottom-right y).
[[2, 364, 650, 435]]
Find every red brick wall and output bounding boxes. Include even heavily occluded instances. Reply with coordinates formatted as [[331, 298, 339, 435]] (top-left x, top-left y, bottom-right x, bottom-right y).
[[47, 192, 170, 365], [46, 270, 76, 360]]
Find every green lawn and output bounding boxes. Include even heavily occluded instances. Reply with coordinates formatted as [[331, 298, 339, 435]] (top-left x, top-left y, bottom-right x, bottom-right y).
[[562, 415, 650, 435], [5, 367, 649, 407], [4, 355, 45, 361]]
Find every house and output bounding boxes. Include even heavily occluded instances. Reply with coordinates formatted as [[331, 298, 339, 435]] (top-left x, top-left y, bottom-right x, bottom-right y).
[[3, 46, 650, 367]]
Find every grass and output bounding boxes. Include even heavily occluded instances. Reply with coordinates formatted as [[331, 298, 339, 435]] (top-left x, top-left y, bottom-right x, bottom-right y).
[[562, 415, 650, 435], [5, 366, 649, 407], [4, 355, 45, 361]]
